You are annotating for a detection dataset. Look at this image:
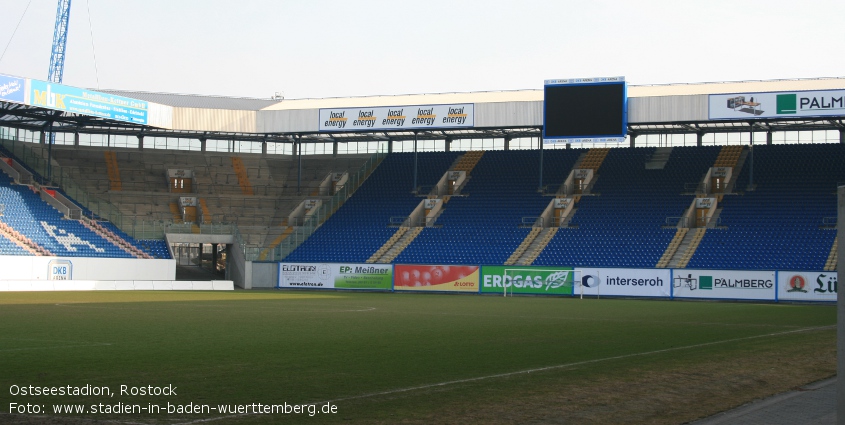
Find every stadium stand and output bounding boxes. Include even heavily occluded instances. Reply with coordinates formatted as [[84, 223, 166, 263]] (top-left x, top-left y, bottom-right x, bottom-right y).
[[284, 152, 459, 263], [46, 145, 373, 250], [687, 143, 845, 270], [0, 172, 134, 258], [0, 143, 167, 258], [0, 130, 840, 273], [534, 146, 721, 268], [282, 144, 840, 271], [394, 149, 581, 265]]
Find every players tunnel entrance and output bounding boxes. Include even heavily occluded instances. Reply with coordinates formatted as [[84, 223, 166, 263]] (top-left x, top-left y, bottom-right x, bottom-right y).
[[171, 242, 227, 279], [167, 234, 236, 282]]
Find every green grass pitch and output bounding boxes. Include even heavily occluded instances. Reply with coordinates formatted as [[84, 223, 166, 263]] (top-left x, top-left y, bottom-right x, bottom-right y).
[[0, 291, 836, 424]]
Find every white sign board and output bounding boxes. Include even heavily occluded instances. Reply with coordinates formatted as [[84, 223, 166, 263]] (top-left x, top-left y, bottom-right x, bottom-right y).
[[695, 198, 715, 208], [778, 271, 838, 302], [319, 104, 473, 131], [576, 268, 671, 297], [673, 270, 775, 300], [709, 90, 845, 120], [0, 256, 175, 281], [179, 197, 197, 207]]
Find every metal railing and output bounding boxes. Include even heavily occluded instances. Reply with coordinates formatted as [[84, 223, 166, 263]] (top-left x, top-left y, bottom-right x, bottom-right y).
[[822, 217, 837, 228], [665, 216, 688, 227], [541, 184, 563, 196], [683, 182, 706, 193], [521, 216, 544, 228], [416, 185, 437, 196], [389, 216, 410, 227]]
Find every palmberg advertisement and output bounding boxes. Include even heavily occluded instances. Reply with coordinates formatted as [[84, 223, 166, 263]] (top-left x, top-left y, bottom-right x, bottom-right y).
[[672, 270, 776, 300]]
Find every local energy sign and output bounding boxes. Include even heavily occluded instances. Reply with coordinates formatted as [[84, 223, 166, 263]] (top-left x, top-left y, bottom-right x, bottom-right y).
[[319, 104, 473, 131], [709, 89, 845, 120]]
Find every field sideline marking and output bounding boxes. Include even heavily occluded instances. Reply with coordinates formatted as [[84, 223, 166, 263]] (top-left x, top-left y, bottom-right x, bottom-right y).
[[173, 324, 834, 425], [53, 303, 376, 313], [0, 343, 112, 352], [411, 310, 810, 329]]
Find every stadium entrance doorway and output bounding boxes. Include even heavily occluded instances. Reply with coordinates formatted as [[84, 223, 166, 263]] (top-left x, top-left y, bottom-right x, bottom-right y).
[[171, 242, 226, 278]]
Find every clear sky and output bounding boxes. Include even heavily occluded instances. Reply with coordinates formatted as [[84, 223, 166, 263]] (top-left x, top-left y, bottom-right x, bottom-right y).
[[0, 0, 842, 100]]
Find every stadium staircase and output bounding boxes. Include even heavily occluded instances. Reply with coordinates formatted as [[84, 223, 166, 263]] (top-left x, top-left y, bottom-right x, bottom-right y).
[[825, 238, 838, 271], [169, 203, 183, 222], [199, 198, 212, 224], [656, 145, 749, 268], [363, 151, 484, 263], [506, 228, 558, 265], [0, 220, 52, 255], [259, 226, 294, 261], [231, 157, 254, 196], [367, 227, 423, 263], [655, 228, 687, 268], [81, 218, 152, 259], [645, 147, 673, 170], [577, 148, 610, 172], [104, 151, 122, 191], [506, 148, 609, 265]]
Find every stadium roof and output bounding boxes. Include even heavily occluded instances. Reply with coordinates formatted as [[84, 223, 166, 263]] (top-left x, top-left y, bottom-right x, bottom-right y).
[[98, 90, 280, 111], [101, 77, 845, 110], [1, 77, 844, 143]]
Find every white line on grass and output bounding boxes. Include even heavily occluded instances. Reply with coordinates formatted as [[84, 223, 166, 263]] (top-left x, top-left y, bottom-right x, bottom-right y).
[[0, 343, 112, 352], [172, 324, 835, 425], [53, 303, 377, 313], [400, 310, 811, 329]]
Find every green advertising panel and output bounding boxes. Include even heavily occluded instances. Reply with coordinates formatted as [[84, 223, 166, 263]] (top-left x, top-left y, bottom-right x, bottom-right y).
[[334, 264, 393, 290], [481, 266, 574, 295], [279, 263, 392, 291]]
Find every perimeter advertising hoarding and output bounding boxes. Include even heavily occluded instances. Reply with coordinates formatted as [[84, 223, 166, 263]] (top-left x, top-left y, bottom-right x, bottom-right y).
[[393, 265, 479, 292], [481, 266, 574, 295], [575, 268, 671, 298], [318, 104, 473, 132], [709, 89, 845, 120], [0, 74, 25, 103], [29, 80, 149, 125], [278, 263, 392, 290], [777, 271, 837, 302], [672, 270, 775, 300]]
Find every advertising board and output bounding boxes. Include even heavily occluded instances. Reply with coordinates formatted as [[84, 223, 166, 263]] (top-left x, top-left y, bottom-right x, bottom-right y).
[[319, 104, 473, 132], [709, 89, 845, 120], [0, 74, 25, 103], [575, 268, 671, 297], [278, 263, 392, 290], [777, 271, 837, 302], [481, 266, 574, 295], [394, 265, 478, 292], [29, 79, 149, 125], [672, 269, 775, 300]]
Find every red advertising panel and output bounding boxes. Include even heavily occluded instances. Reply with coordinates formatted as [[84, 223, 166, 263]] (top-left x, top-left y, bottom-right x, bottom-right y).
[[394, 265, 479, 292]]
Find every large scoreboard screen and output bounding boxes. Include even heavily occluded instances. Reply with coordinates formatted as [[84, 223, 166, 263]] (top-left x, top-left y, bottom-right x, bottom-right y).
[[543, 77, 627, 143]]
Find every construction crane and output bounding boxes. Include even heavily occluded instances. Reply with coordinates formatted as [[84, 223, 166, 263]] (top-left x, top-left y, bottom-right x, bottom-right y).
[[47, 0, 72, 83]]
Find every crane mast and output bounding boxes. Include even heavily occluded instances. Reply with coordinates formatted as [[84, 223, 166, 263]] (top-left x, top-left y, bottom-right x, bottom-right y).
[[47, 0, 72, 83]]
